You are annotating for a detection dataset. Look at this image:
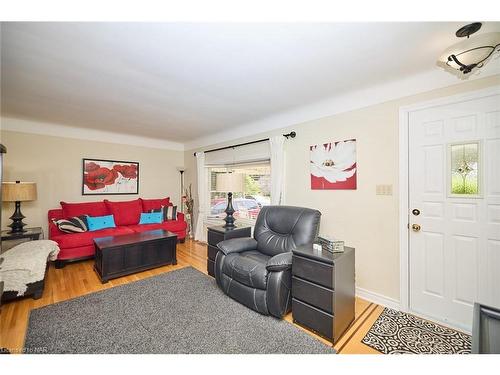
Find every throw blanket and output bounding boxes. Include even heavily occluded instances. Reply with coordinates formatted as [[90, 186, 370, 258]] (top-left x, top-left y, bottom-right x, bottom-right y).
[[0, 240, 60, 295]]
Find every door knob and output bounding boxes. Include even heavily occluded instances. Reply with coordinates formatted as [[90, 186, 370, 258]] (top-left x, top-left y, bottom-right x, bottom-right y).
[[412, 224, 421, 232]]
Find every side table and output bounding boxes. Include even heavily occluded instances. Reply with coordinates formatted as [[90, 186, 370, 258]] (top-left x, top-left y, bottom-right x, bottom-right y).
[[1, 227, 43, 252], [292, 246, 355, 343]]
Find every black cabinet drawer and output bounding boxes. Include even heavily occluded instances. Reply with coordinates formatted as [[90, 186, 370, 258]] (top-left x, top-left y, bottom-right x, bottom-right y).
[[292, 276, 334, 314], [207, 230, 224, 246], [226, 228, 251, 240], [292, 298, 334, 341], [292, 255, 334, 289], [207, 259, 215, 277], [208, 244, 219, 261]]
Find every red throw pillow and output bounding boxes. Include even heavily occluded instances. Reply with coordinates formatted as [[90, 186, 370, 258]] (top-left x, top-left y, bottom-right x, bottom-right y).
[[60, 201, 109, 218], [140, 197, 170, 212], [104, 199, 142, 226]]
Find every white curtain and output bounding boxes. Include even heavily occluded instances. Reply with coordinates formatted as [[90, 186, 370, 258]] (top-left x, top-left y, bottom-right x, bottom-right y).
[[270, 135, 285, 205], [194, 152, 207, 241]]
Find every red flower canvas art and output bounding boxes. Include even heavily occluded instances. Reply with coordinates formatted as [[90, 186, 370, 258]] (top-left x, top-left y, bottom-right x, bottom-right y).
[[310, 139, 357, 190], [82, 159, 139, 195], [112, 164, 138, 179]]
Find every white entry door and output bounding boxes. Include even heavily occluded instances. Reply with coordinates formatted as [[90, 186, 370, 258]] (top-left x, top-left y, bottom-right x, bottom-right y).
[[408, 90, 500, 331]]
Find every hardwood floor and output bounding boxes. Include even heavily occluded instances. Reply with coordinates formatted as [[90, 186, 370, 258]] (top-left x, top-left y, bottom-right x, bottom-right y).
[[0, 239, 382, 354]]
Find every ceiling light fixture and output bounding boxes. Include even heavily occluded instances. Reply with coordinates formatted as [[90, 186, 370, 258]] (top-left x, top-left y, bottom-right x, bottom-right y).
[[438, 22, 500, 77]]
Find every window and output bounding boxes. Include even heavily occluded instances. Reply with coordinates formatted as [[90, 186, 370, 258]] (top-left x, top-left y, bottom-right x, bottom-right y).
[[450, 142, 480, 196], [207, 163, 271, 225]]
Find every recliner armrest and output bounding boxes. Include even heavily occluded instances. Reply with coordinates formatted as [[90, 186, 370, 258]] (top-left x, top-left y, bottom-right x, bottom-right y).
[[266, 252, 293, 272], [217, 237, 257, 255]]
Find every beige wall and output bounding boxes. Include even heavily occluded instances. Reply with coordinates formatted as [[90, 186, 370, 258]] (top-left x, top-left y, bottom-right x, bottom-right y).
[[0, 128, 184, 236], [185, 74, 500, 302], [1, 74, 498, 301]]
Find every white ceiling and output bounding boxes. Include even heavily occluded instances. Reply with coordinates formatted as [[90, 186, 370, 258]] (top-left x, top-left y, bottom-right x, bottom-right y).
[[1, 22, 500, 146]]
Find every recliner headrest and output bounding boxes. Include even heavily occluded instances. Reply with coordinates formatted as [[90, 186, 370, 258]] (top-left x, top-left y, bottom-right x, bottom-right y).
[[253, 205, 321, 256]]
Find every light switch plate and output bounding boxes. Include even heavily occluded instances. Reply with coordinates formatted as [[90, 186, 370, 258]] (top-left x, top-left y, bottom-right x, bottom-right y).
[[376, 184, 393, 195]]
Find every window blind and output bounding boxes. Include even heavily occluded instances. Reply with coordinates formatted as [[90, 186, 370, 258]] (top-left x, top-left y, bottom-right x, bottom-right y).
[[204, 141, 270, 166]]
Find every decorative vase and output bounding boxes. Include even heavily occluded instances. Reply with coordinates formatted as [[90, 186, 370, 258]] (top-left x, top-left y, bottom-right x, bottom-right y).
[[185, 213, 194, 239]]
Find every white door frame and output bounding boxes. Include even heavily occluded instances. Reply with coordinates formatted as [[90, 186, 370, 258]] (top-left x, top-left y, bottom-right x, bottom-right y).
[[398, 85, 500, 314]]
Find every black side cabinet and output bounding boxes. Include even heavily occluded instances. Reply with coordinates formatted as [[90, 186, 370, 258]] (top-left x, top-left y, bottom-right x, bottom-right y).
[[1, 227, 43, 252], [292, 246, 355, 343], [207, 225, 251, 277]]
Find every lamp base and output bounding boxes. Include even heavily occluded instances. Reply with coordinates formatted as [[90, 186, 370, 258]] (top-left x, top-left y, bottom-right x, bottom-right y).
[[222, 192, 236, 229], [8, 201, 27, 234]]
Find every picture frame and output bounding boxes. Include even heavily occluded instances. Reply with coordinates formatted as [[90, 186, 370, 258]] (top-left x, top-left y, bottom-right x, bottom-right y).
[[310, 139, 357, 190], [82, 158, 139, 195]]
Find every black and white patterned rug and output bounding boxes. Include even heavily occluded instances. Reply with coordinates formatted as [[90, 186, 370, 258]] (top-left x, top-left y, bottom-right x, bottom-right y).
[[362, 308, 471, 354]]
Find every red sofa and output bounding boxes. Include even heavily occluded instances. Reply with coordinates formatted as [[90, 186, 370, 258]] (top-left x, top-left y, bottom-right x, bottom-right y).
[[48, 198, 187, 268]]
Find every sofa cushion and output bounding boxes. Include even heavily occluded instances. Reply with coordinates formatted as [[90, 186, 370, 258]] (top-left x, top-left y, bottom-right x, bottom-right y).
[[126, 220, 187, 234], [60, 201, 109, 218], [52, 227, 134, 249], [104, 199, 142, 226], [140, 197, 170, 212], [222, 250, 270, 290]]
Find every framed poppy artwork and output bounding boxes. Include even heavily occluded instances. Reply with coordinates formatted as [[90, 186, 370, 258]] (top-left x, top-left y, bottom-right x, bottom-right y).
[[82, 158, 139, 195], [310, 139, 357, 190]]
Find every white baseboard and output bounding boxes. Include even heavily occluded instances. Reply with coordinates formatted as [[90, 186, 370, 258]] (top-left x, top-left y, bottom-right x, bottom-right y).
[[355, 287, 400, 310]]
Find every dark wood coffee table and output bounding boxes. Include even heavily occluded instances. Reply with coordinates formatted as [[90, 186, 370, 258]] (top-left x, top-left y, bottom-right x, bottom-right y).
[[93, 229, 177, 283]]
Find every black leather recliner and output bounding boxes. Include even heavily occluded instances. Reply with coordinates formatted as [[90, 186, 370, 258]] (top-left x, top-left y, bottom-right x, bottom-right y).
[[215, 205, 321, 318]]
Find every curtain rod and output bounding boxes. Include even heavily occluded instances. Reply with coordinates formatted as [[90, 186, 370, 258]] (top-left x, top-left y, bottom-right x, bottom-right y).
[[193, 131, 296, 156]]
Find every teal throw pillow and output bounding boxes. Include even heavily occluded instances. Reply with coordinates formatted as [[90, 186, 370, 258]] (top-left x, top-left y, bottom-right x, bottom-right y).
[[86, 214, 116, 231], [139, 212, 163, 224]]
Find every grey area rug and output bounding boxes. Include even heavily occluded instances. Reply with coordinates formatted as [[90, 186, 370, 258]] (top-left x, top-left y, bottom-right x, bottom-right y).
[[25, 267, 334, 354], [362, 308, 471, 354]]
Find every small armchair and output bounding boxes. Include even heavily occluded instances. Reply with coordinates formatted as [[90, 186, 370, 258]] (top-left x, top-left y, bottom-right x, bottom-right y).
[[215, 205, 321, 318]]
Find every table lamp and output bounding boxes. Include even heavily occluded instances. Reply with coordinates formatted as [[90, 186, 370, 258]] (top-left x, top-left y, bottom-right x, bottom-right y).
[[2, 181, 37, 233], [216, 173, 244, 228]]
